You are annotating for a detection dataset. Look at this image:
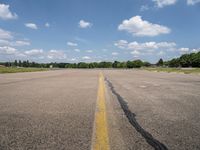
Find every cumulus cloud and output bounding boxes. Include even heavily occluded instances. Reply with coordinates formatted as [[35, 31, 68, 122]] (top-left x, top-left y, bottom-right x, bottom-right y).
[[152, 0, 177, 8], [187, 0, 200, 5], [114, 40, 128, 49], [131, 50, 140, 55], [111, 52, 119, 56], [178, 47, 190, 54], [82, 56, 91, 60], [45, 22, 50, 27], [79, 20, 92, 28], [118, 16, 170, 37], [14, 40, 30, 46], [67, 42, 78, 47], [114, 40, 178, 57], [191, 48, 200, 53], [47, 50, 66, 59], [0, 3, 18, 20], [0, 39, 30, 47], [74, 49, 80, 52], [25, 23, 38, 30], [0, 46, 17, 54], [0, 28, 13, 39], [25, 49, 43, 56], [71, 58, 76, 61], [0, 39, 10, 46], [157, 51, 166, 56], [115, 40, 176, 51], [140, 5, 149, 11]]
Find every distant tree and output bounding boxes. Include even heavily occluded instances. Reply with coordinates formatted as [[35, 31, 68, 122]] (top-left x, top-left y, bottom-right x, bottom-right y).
[[26, 60, 30, 67], [112, 61, 120, 68], [119, 62, 127, 68], [127, 61, 134, 68], [179, 54, 191, 67], [22, 61, 27, 67], [169, 58, 180, 67], [190, 52, 200, 67], [143, 61, 151, 67], [157, 58, 164, 66], [78, 62, 89, 68], [133, 60, 143, 68], [14, 60, 18, 66], [89, 63, 95, 68], [19, 60, 22, 67]]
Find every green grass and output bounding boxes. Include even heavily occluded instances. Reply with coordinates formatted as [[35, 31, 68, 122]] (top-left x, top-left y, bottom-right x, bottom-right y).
[[0, 67, 49, 73], [142, 67, 200, 74]]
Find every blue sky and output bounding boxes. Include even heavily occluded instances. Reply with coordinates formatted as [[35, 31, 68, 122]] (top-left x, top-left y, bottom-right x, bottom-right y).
[[0, 0, 200, 63]]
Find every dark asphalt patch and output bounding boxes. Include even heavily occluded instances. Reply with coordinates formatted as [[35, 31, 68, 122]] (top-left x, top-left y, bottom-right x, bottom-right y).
[[105, 78, 168, 150]]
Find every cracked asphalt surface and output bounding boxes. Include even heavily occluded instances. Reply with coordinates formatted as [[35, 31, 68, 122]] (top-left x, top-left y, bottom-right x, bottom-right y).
[[0, 69, 200, 150]]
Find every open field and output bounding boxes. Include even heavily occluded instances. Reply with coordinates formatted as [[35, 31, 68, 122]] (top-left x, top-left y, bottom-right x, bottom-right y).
[[143, 67, 200, 74], [0, 69, 200, 150], [0, 67, 49, 73]]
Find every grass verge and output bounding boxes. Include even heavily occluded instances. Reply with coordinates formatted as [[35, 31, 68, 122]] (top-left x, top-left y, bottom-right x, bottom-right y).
[[0, 67, 49, 73], [142, 67, 200, 74]]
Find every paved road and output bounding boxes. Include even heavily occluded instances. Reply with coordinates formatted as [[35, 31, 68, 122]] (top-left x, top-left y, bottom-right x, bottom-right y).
[[0, 70, 98, 150], [0, 69, 200, 150], [104, 70, 200, 150]]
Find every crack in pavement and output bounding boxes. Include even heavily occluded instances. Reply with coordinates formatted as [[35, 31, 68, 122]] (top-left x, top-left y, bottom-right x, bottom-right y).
[[105, 78, 168, 150]]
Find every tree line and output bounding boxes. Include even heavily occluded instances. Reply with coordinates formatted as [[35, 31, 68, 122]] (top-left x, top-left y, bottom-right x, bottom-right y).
[[157, 51, 200, 67], [1, 51, 200, 68], [0, 59, 151, 68]]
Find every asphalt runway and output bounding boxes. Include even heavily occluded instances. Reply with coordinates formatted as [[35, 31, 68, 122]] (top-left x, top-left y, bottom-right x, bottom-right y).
[[0, 69, 200, 150]]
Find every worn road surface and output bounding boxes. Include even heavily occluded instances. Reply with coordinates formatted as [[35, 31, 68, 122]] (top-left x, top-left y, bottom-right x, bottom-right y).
[[0, 69, 200, 150]]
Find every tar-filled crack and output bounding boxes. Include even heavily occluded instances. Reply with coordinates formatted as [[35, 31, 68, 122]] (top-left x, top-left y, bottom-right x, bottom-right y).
[[105, 78, 168, 150]]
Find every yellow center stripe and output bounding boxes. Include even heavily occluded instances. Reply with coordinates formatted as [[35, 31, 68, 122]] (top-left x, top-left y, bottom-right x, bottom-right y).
[[92, 72, 110, 150]]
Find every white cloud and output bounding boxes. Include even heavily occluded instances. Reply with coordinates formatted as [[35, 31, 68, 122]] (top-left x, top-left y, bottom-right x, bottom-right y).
[[157, 51, 166, 55], [191, 48, 200, 53], [79, 20, 92, 28], [74, 49, 80, 52], [153, 0, 177, 8], [115, 40, 176, 51], [47, 50, 66, 59], [25, 49, 43, 56], [67, 42, 78, 47], [118, 16, 170, 37], [131, 50, 140, 55], [0, 39, 30, 47], [112, 52, 119, 56], [140, 5, 149, 11], [0, 3, 18, 20], [86, 50, 93, 53], [0, 39, 10, 46], [114, 40, 128, 49], [14, 40, 30, 46], [25, 23, 38, 30], [82, 56, 91, 60], [179, 47, 190, 54], [187, 0, 200, 5], [0, 46, 17, 54], [71, 58, 76, 61], [45, 22, 50, 27], [0, 28, 13, 39]]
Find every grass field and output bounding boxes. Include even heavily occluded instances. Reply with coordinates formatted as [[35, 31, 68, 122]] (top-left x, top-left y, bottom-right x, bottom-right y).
[[0, 67, 49, 73], [143, 67, 200, 74]]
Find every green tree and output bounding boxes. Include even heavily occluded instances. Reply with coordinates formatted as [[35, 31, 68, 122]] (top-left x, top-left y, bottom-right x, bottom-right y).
[[157, 58, 164, 66], [14, 60, 18, 66], [133, 60, 143, 68], [127, 61, 134, 68], [169, 58, 180, 67]]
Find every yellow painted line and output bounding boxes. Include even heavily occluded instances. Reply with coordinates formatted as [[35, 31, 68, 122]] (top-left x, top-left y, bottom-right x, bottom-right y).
[[92, 72, 110, 150]]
